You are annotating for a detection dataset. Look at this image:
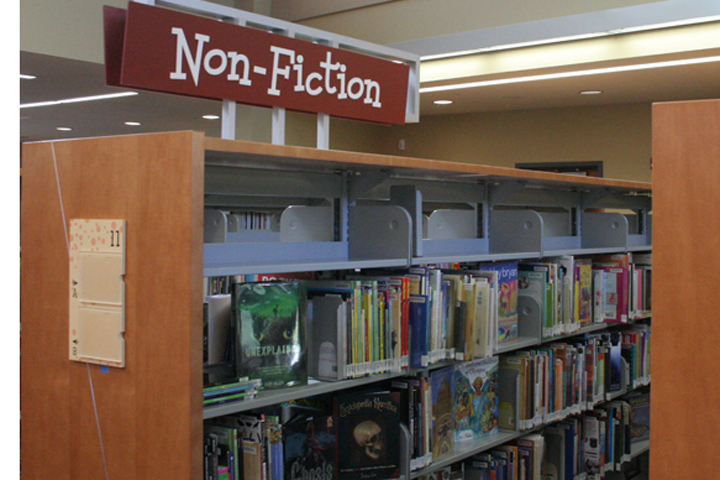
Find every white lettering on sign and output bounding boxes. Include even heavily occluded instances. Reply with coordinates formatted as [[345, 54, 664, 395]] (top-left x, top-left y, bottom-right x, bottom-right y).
[[268, 45, 294, 96], [170, 28, 209, 86], [169, 27, 382, 108]]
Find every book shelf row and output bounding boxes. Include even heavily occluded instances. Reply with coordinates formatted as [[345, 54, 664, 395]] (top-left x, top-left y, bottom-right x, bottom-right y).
[[203, 251, 651, 418]]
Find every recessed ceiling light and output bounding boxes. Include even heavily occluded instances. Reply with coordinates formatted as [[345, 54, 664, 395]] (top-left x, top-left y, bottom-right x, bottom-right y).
[[580, 90, 603, 95], [202, 115, 220, 120], [433, 100, 453, 105], [20, 74, 36, 80], [124, 121, 141, 126], [56, 127, 72, 131]]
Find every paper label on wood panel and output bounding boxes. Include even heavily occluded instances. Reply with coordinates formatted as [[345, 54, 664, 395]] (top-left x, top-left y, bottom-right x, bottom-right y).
[[69, 219, 126, 368]]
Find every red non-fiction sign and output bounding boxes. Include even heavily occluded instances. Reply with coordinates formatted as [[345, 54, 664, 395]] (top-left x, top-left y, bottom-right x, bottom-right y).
[[104, 3, 410, 124]]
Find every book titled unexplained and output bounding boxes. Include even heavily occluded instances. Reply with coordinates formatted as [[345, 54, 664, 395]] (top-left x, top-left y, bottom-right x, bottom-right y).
[[234, 281, 308, 389]]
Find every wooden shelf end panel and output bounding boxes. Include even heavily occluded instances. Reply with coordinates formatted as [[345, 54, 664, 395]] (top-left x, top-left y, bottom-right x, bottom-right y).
[[650, 99, 720, 480], [20, 131, 206, 480]]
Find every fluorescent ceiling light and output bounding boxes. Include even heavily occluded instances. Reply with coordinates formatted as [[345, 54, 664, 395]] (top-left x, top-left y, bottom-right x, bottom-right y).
[[612, 15, 720, 34], [124, 121, 142, 126], [20, 74, 36, 80], [20, 91, 138, 109], [56, 127, 72, 131], [422, 15, 720, 61], [422, 33, 607, 61], [420, 55, 720, 94], [580, 90, 603, 95], [202, 115, 220, 120], [433, 100, 453, 105]]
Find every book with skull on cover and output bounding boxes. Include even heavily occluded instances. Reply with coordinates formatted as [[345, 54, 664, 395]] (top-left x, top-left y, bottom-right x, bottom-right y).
[[233, 280, 308, 390], [335, 389, 401, 480]]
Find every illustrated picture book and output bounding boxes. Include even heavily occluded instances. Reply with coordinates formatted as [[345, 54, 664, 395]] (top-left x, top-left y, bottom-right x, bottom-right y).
[[453, 356, 499, 442]]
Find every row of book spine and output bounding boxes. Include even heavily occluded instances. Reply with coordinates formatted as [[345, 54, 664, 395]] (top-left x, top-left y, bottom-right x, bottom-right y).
[[462, 432, 545, 480], [589, 252, 652, 327], [216, 209, 278, 231], [518, 252, 652, 340], [204, 411, 284, 480], [305, 251, 651, 383], [307, 275, 411, 380], [306, 262, 515, 383], [499, 323, 651, 433]]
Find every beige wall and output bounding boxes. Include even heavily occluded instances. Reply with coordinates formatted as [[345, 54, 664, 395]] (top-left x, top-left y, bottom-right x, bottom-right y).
[[321, 103, 653, 183], [229, 107, 389, 153], [20, 0, 662, 63], [20, 0, 128, 63]]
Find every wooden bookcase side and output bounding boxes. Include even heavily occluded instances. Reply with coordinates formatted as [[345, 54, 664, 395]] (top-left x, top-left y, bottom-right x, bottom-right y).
[[20, 131, 206, 480], [21, 130, 653, 480], [650, 99, 720, 480]]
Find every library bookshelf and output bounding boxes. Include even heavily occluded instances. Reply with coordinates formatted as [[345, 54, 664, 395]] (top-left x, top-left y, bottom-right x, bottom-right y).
[[20, 131, 652, 479]]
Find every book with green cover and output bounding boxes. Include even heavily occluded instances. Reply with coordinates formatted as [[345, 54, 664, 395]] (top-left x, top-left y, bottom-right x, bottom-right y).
[[234, 281, 308, 390]]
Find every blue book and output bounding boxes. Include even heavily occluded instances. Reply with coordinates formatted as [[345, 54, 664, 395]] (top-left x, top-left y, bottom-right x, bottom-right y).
[[409, 294, 430, 368], [558, 419, 579, 480]]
